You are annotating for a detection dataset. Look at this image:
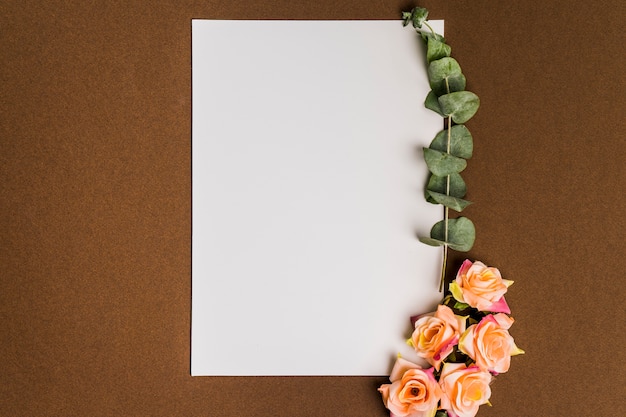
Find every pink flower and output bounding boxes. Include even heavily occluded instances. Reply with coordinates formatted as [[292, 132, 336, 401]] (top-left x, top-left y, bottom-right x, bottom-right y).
[[378, 357, 442, 417], [439, 363, 492, 417], [450, 260, 513, 313], [409, 305, 466, 370], [459, 313, 524, 374]]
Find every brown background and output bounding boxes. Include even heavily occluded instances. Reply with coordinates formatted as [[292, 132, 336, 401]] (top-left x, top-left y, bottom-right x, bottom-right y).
[[1, 0, 624, 416]]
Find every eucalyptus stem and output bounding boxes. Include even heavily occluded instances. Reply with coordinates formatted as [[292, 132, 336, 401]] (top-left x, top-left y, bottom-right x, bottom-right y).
[[423, 21, 437, 38], [440, 79, 453, 292], [440, 238, 448, 292]]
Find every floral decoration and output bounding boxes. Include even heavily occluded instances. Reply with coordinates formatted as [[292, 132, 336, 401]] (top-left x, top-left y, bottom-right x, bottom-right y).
[[379, 261, 524, 417], [378, 7, 523, 416]]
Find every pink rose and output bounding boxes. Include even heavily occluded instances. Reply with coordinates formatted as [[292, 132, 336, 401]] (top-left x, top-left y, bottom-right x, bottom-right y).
[[459, 313, 524, 374], [378, 357, 442, 417], [439, 363, 492, 417], [409, 305, 466, 370], [450, 260, 513, 313]]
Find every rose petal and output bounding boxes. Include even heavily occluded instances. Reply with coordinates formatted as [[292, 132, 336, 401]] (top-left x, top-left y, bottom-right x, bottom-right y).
[[491, 313, 514, 329], [458, 324, 476, 358], [433, 336, 459, 370], [486, 296, 510, 314], [410, 311, 433, 328], [379, 384, 391, 403], [457, 259, 473, 277], [390, 357, 422, 382]]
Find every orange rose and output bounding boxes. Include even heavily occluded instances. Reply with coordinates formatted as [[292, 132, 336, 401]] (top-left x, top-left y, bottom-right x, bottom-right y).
[[459, 313, 524, 374], [378, 357, 442, 417], [439, 363, 492, 417], [450, 260, 513, 313], [409, 305, 466, 370]]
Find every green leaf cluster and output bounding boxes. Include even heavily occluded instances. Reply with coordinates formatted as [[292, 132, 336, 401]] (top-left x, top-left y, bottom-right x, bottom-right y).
[[426, 57, 479, 124], [423, 126, 472, 213], [404, 7, 479, 253], [402, 7, 428, 29]]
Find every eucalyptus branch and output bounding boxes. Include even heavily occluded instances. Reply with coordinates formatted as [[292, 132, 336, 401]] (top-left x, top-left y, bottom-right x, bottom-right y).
[[404, 7, 480, 291]]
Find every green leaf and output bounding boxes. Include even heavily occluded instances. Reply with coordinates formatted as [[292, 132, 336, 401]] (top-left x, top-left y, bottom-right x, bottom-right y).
[[426, 38, 451, 62], [429, 57, 462, 76], [424, 90, 445, 116], [426, 191, 472, 211], [401, 11, 412, 27], [435, 410, 450, 417], [468, 316, 481, 325], [404, 7, 428, 28], [418, 236, 446, 247], [423, 148, 467, 176], [420, 31, 445, 43], [426, 173, 467, 201], [430, 217, 476, 251], [429, 125, 473, 159], [428, 57, 466, 96], [453, 301, 471, 310], [438, 91, 480, 124]]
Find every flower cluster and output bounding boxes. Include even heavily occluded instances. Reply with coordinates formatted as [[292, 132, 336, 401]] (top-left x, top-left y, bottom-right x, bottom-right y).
[[378, 260, 523, 417]]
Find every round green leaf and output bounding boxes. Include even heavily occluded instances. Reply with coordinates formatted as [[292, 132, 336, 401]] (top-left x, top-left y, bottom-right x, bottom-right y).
[[429, 125, 473, 159], [430, 217, 476, 252], [425, 191, 472, 212], [428, 57, 466, 96], [427, 38, 451, 63], [426, 173, 467, 200], [438, 91, 480, 124], [428, 57, 461, 80], [423, 148, 467, 176], [424, 90, 445, 116]]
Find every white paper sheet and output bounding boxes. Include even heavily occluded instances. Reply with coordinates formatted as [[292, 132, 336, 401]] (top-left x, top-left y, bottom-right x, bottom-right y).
[[192, 19, 444, 376]]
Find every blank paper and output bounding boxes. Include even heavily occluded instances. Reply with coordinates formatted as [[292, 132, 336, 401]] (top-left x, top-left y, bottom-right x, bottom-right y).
[[192, 19, 444, 376]]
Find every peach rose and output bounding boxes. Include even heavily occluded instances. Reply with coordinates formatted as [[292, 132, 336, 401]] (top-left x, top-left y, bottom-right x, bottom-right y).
[[439, 363, 492, 417], [459, 313, 524, 374], [378, 357, 442, 417], [409, 305, 466, 370], [450, 260, 513, 313]]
